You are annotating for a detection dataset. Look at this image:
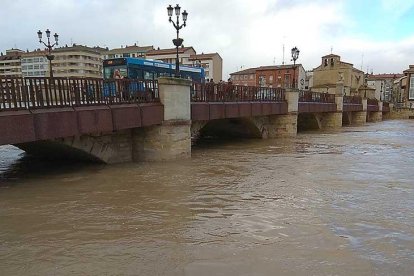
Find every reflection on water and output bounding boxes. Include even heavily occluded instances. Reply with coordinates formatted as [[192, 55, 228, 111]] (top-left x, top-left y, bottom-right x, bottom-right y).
[[0, 120, 413, 275]]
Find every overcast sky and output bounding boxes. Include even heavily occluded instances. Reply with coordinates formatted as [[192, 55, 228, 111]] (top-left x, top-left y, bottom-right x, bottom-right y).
[[1, 0, 413, 78]]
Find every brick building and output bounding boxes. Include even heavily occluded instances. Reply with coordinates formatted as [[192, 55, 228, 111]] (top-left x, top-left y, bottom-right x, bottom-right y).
[[230, 64, 305, 89]]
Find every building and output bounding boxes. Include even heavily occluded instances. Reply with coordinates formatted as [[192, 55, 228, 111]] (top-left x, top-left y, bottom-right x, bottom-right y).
[[20, 49, 49, 77], [0, 49, 24, 77], [188, 53, 222, 82], [312, 54, 365, 95], [403, 65, 414, 107], [102, 44, 154, 60], [392, 76, 407, 106], [367, 73, 404, 101], [230, 64, 305, 89], [230, 67, 258, 86], [305, 71, 313, 90], [146, 46, 196, 66], [52, 44, 104, 78]]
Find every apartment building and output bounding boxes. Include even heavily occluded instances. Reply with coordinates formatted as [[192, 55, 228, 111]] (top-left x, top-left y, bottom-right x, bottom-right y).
[[102, 44, 154, 60], [52, 44, 104, 78], [312, 54, 364, 95], [0, 49, 24, 77], [367, 73, 404, 101], [188, 53, 222, 83], [20, 49, 49, 77]]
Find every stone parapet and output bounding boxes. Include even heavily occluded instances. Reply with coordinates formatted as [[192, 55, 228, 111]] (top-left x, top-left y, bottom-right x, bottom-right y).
[[285, 91, 299, 113], [158, 77, 192, 121]]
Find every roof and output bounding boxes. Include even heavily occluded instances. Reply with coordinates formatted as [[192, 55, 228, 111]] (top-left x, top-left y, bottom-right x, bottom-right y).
[[359, 84, 376, 91], [147, 46, 196, 56], [367, 73, 404, 80], [53, 44, 102, 55], [230, 64, 305, 75], [0, 53, 21, 61], [403, 65, 414, 74], [21, 49, 48, 57], [105, 45, 154, 54], [322, 54, 341, 58], [230, 67, 258, 75], [256, 64, 302, 71], [189, 52, 222, 61]]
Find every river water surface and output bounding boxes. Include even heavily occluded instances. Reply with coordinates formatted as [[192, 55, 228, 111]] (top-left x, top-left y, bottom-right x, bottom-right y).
[[0, 120, 413, 275]]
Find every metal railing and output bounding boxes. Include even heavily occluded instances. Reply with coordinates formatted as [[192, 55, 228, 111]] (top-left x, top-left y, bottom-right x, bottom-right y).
[[299, 91, 335, 103], [343, 95, 362, 104], [0, 77, 159, 111], [191, 82, 285, 102], [367, 98, 379, 106]]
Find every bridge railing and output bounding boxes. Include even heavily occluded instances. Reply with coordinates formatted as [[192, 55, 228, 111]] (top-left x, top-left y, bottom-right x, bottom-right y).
[[0, 77, 159, 111], [343, 95, 362, 104], [191, 82, 286, 102], [298, 90, 335, 103], [367, 98, 379, 106]]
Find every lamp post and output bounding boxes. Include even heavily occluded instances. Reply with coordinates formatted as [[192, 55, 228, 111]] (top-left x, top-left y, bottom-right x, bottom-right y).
[[37, 29, 59, 78], [291, 46, 300, 89], [167, 4, 188, 78]]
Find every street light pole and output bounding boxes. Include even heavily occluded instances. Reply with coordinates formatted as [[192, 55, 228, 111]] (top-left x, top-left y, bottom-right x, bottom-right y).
[[291, 47, 300, 89], [167, 4, 188, 78], [37, 29, 59, 78]]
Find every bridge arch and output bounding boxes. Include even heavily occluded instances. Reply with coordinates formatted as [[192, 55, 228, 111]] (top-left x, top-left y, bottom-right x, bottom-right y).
[[191, 118, 263, 142], [297, 113, 321, 131], [16, 130, 135, 164]]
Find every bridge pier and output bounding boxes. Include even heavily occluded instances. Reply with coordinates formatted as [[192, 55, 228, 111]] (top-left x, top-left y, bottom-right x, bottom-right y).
[[267, 90, 298, 137], [133, 77, 192, 161], [318, 88, 343, 129], [368, 102, 383, 122], [352, 98, 368, 125]]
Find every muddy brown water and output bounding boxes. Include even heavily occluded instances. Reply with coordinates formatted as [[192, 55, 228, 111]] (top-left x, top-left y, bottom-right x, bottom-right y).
[[0, 120, 413, 275]]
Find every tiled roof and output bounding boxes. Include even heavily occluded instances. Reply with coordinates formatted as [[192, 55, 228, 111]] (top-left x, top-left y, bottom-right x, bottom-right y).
[[230, 67, 258, 75], [231, 64, 302, 75], [54, 45, 102, 54], [367, 73, 404, 80], [147, 47, 195, 56], [105, 45, 154, 54], [0, 53, 21, 61], [189, 53, 222, 60]]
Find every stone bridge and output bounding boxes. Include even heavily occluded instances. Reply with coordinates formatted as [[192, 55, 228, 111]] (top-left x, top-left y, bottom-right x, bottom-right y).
[[0, 77, 388, 163]]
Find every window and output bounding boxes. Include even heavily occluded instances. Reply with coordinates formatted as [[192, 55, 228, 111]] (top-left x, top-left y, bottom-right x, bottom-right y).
[[324, 59, 328, 67], [244, 75, 247, 80], [409, 76, 414, 100], [269, 75, 273, 83], [250, 74, 254, 80], [284, 74, 291, 88]]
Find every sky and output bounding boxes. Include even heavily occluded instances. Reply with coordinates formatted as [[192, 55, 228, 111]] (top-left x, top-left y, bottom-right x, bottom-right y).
[[1, 0, 414, 79]]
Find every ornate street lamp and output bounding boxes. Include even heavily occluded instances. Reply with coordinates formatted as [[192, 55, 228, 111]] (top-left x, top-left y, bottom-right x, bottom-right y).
[[291, 46, 300, 89], [167, 4, 188, 77], [37, 29, 59, 78]]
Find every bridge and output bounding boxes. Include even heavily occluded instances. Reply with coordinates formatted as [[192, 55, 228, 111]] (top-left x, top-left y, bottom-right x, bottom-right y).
[[0, 76, 389, 163]]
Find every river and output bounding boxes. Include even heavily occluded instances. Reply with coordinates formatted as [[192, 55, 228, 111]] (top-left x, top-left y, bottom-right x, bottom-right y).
[[0, 120, 413, 275]]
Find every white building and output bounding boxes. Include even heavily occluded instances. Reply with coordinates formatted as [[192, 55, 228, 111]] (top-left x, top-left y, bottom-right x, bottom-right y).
[[21, 50, 49, 77], [189, 53, 223, 83]]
